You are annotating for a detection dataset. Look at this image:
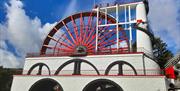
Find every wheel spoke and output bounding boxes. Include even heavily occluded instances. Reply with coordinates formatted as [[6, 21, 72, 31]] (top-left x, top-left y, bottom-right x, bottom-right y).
[[70, 16, 79, 45], [98, 31, 116, 45], [86, 18, 114, 47], [47, 35, 74, 48], [79, 13, 84, 45], [85, 23, 96, 45], [98, 29, 116, 40], [85, 14, 104, 45], [53, 33, 66, 54], [99, 39, 116, 47], [41, 12, 129, 55], [82, 12, 93, 44], [61, 34, 75, 46], [62, 21, 76, 44]]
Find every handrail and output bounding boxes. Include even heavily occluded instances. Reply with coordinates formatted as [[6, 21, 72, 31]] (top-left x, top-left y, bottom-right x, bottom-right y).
[[164, 53, 180, 68], [93, 0, 143, 8], [26, 47, 153, 58]]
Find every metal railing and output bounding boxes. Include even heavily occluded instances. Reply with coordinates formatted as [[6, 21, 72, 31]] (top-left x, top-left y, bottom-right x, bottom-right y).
[[94, 0, 143, 8], [26, 47, 153, 58]]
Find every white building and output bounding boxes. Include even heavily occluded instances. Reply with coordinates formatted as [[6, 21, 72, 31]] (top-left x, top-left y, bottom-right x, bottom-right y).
[[11, 0, 173, 91]]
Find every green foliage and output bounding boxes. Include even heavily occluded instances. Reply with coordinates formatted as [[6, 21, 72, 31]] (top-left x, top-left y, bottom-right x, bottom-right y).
[[175, 64, 180, 80], [152, 37, 173, 68], [0, 67, 22, 91]]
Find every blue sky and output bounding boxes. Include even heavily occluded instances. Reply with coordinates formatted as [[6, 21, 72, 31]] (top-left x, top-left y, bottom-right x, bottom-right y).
[[0, 0, 93, 24], [0, 0, 180, 68]]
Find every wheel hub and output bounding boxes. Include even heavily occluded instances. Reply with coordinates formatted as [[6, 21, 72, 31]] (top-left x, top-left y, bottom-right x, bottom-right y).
[[74, 45, 87, 55]]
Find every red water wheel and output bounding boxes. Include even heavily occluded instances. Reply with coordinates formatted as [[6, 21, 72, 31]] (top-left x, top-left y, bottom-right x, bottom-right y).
[[40, 11, 129, 56]]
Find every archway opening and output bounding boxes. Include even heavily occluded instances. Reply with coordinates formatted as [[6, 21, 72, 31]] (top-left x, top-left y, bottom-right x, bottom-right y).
[[29, 78, 63, 91], [83, 79, 123, 91]]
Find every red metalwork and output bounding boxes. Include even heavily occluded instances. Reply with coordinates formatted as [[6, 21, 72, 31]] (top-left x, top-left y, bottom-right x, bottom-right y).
[[165, 66, 175, 79], [137, 19, 143, 23], [40, 11, 129, 56]]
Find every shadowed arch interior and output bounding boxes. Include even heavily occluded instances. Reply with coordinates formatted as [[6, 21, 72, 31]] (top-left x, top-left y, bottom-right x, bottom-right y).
[[83, 79, 124, 91], [27, 63, 51, 75], [29, 78, 63, 91], [54, 59, 100, 75], [105, 61, 137, 75]]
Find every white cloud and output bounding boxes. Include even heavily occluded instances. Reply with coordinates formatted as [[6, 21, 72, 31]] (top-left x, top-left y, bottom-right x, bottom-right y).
[[1, 0, 180, 68], [0, 24, 8, 50], [62, 0, 77, 19], [0, 49, 24, 68], [148, 0, 180, 53], [0, 24, 8, 40], [39, 23, 57, 41], [0, 0, 56, 68], [0, 41, 7, 50]]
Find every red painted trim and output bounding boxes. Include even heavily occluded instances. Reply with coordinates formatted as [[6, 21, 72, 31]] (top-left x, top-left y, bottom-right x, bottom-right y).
[[27, 52, 145, 58], [18, 69, 164, 73], [14, 74, 165, 77]]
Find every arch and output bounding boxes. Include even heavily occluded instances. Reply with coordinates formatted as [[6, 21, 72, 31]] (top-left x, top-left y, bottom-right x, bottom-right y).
[[27, 63, 51, 75], [105, 61, 137, 75], [54, 59, 100, 75], [29, 78, 63, 91], [83, 79, 124, 91]]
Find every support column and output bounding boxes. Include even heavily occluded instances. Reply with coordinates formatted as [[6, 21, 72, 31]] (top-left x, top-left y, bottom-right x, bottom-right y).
[[136, 3, 153, 55], [128, 5, 133, 52], [116, 4, 119, 51], [95, 7, 99, 52], [105, 8, 107, 24], [124, 5, 127, 29]]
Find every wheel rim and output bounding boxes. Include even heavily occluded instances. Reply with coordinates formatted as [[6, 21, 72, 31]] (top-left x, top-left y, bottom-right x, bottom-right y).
[[41, 11, 129, 56]]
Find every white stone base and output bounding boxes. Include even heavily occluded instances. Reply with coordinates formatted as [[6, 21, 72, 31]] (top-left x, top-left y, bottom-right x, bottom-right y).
[[11, 75, 168, 91]]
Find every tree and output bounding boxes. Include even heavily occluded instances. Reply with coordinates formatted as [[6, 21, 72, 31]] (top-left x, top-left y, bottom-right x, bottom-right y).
[[152, 37, 173, 68], [0, 67, 22, 91], [0, 67, 12, 91]]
